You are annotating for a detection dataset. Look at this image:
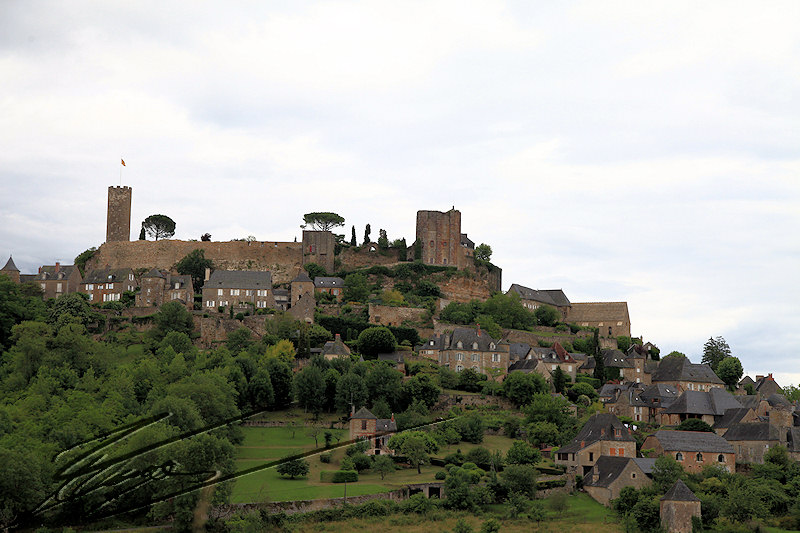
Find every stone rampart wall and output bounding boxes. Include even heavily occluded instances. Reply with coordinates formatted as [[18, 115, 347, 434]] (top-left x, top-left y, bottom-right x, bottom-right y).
[[369, 304, 428, 327]]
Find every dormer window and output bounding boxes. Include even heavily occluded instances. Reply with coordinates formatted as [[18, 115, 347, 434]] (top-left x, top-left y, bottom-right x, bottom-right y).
[[490, 343, 495, 350], [472, 342, 478, 350], [456, 341, 463, 349]]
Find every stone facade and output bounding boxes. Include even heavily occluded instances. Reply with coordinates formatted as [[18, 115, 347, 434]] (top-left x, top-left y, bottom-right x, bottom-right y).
[[423, 327, 509, 377], [106, 186, 132, 242], [135, 269, 194, 309], [369, 304, 428, 327], [349, 407, 396, 455], [80, 267, 137, 304], [641, 431, 735, 473], [301, 230, 335, 274], [416, 209, 467, 269], [660, 480, 701, 533], [583, 457, 654, 506], [567, 302, 631, 338], [202, 270, 276, 311], [33, 263, 82, 299]]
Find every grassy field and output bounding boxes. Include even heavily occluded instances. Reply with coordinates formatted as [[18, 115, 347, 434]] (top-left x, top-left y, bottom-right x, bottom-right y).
[[288, 493, 624, 533], [229, 427, 520, 503]]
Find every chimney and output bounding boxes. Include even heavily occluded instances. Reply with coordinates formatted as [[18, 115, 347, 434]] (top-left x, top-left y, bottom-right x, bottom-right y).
[[38, 266, 42, 274], [205, 267, 211, 281], [335, 333, 341, 342], [580, 441, 585, 449], [768, 373, 773, 380], [391, 413, 394, 422], [55, 262, 60, 273], [477, 325, 481, 337], [756, 375, 765, 381]]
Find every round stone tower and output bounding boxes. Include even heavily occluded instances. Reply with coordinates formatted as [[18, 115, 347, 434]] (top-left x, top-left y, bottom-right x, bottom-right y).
[[106, 186, 132, 242]]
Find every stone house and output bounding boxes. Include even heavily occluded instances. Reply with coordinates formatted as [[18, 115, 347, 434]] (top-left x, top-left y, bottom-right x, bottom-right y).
[[602, 348, 652, 385], [607, 383, 681, 425], [753, 374, 782, 398], [723, 423, 783, 464], [506, 284, 571, 319], [583, 456, 655, 506], [273, 288, 289, 311], [660, 389, 743, 427], [314, 276, 345, 300], [660, 480, 701, 533], [427, 327, 510, 377], [712, 407, 759, 436], [33, 262, 82, 299], [290, 271, 314, 306], [554, 413, 637, 475], [135, 268, 193, 309], [322, 334, 351, 360], [641, 430, 735, 473], [566, 302, 631, 338], [349, 407, 397, 455], [81, 267, 137, 304], [202, 270, 276, 311], [651, 356, 724, 393], [534, 342, 579, 381], [416, 209, 471, 269], [507, 357, 552, 383]]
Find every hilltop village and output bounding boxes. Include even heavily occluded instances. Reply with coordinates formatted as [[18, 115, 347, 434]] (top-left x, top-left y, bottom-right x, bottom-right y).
[[1, 185, 799, 533]]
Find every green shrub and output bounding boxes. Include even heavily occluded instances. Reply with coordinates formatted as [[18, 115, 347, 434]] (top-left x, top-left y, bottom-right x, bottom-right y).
[[320, 470, 359, 483], [435, 470, 446, 480], [319, 452, 333, 463]]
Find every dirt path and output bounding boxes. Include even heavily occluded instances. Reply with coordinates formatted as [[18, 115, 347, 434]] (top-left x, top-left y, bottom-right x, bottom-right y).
[[191, 470, 221, 532]]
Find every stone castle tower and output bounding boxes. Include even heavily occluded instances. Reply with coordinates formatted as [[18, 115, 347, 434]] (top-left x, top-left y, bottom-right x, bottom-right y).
[[106, 186, 132, 242], [416, 208, 466, 268]]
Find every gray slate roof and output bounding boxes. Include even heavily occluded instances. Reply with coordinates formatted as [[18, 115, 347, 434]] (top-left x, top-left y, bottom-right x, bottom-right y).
[[638, 384, 680, 409], [83, 267, 133, 284], [664, 389, 742, 416], [314, 276, 344, 288], [509, 343, 531, 361], [351, 407, 376, 419], [507, 283, 571, 307], [291, 271, 313, 283], [713, 407, 753, 430], [766, 393, 791, 408], [723, 422, 782, 442], [448, 327, 502, 352], [142, 268, 165, 279], [662, 480, 700, 502], [602, 349, 634, 368], [652, 356, 723, 385], [376, 418, 397, 432], [737, 395, 762, 409], [508, 358, 541, 373], [206, 270, 272, 289], [558, 413, 634, 454], [584, 457, 657, 488], [35, 264, 78, 280], [1, 256, 19, 271], [650, 430, 734, 453], [460, 233, 475, 249]]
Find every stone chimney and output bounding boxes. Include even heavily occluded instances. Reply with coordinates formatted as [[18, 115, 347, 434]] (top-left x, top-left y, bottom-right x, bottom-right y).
[[477, 325, 481, 337], [580, 441, 585, 449], [55, 262, 60, 273], [205, 268, 211, 282]]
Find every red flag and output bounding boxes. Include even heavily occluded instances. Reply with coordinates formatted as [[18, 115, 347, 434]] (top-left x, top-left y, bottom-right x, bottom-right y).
[[121, 159, 126, 166]]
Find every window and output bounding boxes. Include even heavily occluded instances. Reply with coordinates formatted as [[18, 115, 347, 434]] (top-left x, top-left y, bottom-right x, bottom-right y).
[[490, 343, 495, 350], [456, 353, 463, 361], [631, 472, 636, 479], [609, 448, 616, 456], [40, 283, 46, 290], [492, 353, 500, 362], [361, 420, 367, 430], [87, 284, 93, 290], [457, 341, 463, 349], [589, 452, 594, 461], [129, 274, 134, 281], [258, 289, 267, 296], [568, 365, 573, 372], [696, 453, 703, 462], [614, 428, 621, 438], [107, 283, 114, 289], [618, 448, 624, 456], [231, 289, 240, 296], [333, 289, 339, 295], [246, 289, 253, 296], [609, 327, 612, 336], [206, 300, 215, 307], [717, 454, 725, 463], [456, 365, 463, 372], [218, 289, 223, 296], [472, 353, 479, 362], [56, 283, 63, 292], [171, 293, 179, 300], [257, 301, 267, 308], [89, 293, 93, 301], [676, 452, 683, 461], [472, 342, 478, 350]]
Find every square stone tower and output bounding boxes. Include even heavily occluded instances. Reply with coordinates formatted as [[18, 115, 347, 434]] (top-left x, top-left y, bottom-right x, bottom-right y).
[[106, 186, 132, 242], [416, 209, 464, 268]]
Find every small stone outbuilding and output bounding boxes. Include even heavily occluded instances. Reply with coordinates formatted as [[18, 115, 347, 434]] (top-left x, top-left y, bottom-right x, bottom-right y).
[[660, 480, 700, 533]]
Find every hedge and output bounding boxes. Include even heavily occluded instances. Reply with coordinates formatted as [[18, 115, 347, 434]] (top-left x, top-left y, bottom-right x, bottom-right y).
[[538, 478, 567, 490], [320, 470, 358, 483], [575, 375, 600, 388]]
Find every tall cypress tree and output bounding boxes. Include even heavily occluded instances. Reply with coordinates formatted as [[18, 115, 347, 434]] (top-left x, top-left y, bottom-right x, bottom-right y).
[[350, 225, 357, 246], [363, 224, 371, 245]]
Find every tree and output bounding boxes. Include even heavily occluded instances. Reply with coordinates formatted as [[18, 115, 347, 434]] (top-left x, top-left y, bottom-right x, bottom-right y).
[[458, 412, 485, 444], [372, 454, 395, 480], [153, 301, 194, 338], [675, 419, 713, 432], [458, 368, 486, 393], [357, 326, 396, 357], [363, 224, 371, 245], [276, 457, 309, 479], [506, 440, 541, 465], [201, 233, 211, 241], [175, 249, 213, 290], [350, 225, 357, 246], [343, 273, 369, 302], [716, 356, 743, 390], [265, 358, 293, 408], [302, 212, 345, 232], [502, 464, 538, 498], [74, 247, 97, 276], [502, 372, 547, 407], [552, 366, 567, 393], [652, 455, 684, 492], [294, 366, 326, 415], [388, 431, 439, 473], [525, 421, 560, 447], [142, 214, 176, 240], [365, 363, 402, 406], [702, 336, 732, 372], [534, 305, 560, 327], [474, 243, 492, 262], [139, 225, 146, 240], [665, 351, 686, 359], [335, 371, 368, 413], [378, 229, 389, 250]]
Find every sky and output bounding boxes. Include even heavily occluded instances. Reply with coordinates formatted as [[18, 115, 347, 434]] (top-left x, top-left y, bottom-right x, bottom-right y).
[[1, 1, 798, 385]]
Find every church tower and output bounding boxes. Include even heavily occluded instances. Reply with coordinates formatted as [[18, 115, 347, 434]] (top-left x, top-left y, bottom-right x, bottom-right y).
[[106, 186, 132, 242]]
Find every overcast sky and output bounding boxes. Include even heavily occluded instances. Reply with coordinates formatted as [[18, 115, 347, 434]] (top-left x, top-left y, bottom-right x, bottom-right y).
[[1, 1, 798, 385]]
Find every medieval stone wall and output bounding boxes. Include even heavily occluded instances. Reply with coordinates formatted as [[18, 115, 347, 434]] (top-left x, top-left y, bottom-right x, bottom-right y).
[[368, 304, 428, 327], [438, 275, 492, 303], [87, 240, 305, 284], [416, 209, 465, 269]]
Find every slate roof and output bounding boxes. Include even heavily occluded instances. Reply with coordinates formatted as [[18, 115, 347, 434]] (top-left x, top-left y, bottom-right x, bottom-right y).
[[1, 256, 19, 271], [206, 270, 272, 289], [460, 233, 475, 249], [376, 418, 397, 432], [568, 302, 629, 323], [737, 395, 762, 410], [314, 276, 344, 288], [755, 376, 782, 397], [83, 268, 133, 284], [291, 271, 313, 283], [35, 264, 78, 280], [649, 430, 734, 453], [508, 358, 541, 373], [638, 384, 680, 409], [351, 407, 376, 419], [789, 428, 800, 453], [507, 284, 571, 308], [273, 288, 289, 298], [713, 407, 754, 430], [599, 383, 629, 400], [142, 268, 165, 279], [664, 389, 742, 416], [651, 356, 724, 385], [322, 335, 351, 357], [723, 422, 781, 442], [661, 480, 700, 502], [739, 376, 756, 388], [170, 274, 192, 290], [377, 352, 404, 365], [447, 327, 502, 352], [603, 349, 634, 368], [509, 343, 531, 361], [766, 393, 791, 408], [584, 457, 657, 488], [558, 413, 634, 454]]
